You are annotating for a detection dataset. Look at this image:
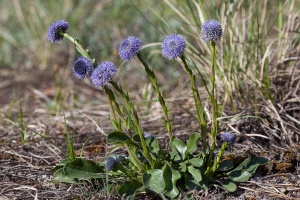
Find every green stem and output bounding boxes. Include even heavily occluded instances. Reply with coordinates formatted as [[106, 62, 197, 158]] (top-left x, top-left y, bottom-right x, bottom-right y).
[[102, 85, 142, 170], [109, 80, 153, 167], [206, 42, 219, 177], [114, 162, 142, 183], [63, 33, 97, 67], [124, 144, 142, 171], [137, 52, 173, 142], [103, 86, 117, 123], [180, 55, 207, 157], [212, 142, 227, 174]]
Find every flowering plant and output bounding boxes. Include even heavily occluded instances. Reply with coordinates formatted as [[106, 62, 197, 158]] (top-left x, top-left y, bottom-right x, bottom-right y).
[[48, 19, 267, 199]]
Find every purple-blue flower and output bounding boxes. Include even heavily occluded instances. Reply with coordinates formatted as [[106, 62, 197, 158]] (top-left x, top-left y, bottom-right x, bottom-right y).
[[161, 34, 186, 60], [105, 157, 116, 171], [201, 19, 223, 42], [47, 20, 69, 43], [72, 57, 93, 79], [91, 61, 117, 87], [144, 133, 154, 139], [220, 132, 236, 145], [118, 36, 142, 61]]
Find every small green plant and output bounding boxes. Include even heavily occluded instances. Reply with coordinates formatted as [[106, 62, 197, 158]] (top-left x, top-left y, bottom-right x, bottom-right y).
[[47, 18, 268, 199]]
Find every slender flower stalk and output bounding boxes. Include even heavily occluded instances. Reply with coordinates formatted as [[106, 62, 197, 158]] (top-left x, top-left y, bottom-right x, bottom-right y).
[[200, 19, 223, 178], [161, 34, 207, 150], [63, 33, 97, 67], [109, 80, 153, 167], [136, 52, 173, 142], [103, 85, 142, 170], [91, 62, 147, 169], [212, 132, 236, 173], [206, 42, 218, 172], [180, 56, 207, 156]]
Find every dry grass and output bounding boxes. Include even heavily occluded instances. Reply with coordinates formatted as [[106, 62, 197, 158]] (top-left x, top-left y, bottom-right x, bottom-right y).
[[1, 0, 300, 199]]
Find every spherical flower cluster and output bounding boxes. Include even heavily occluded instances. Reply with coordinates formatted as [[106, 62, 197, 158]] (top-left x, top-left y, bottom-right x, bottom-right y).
[[47, 20, 69, 43], [118, 36, 142, 61], [161, 34, 186, 60], [91, 61, 117, 87], [220, 132, 236, 145], [144, 133, 154, 139], [72, 57, 93, 79], [201, 19, 223, 42], [105, 157, 116, 171]]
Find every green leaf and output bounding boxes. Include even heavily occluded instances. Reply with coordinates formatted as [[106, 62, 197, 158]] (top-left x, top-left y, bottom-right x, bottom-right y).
[[169, 149, 177, 160], [64, 158, 104, 179], [118, 180, 142, 200], [232, 157, 268, 173], [147, 138, 163, 155], [53, 168, 78, 184], [171, 139, 187, 160], [219, 179, 237, 192], [153, 161, 164, 169], [188, 165, 202, 183], [179, 163, 187, 172], [227, 157, 268, 182], [52, 158, 71, 171], [217, 160, 234, 171], [132, 134, 141, 143], [163, 163, 181, 198], [188, 157, 203, 167], [125, 116, 131, 130], [186, 132, 200, 154], [143, 169, 165, 194], [107, 131, 131, 144], [109, 119, 120, 131], [231, 170, 252, 182], [184, 173, 202, 190]]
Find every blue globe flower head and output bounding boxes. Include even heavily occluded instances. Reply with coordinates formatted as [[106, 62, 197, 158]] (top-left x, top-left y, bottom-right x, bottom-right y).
[[144, 133, 154, 139], [161, 34, 186, 60], [91, 61, 117, 87], [73, 57, 93, 79], [105, 157, 116, 171], [220, 132, 236, 145], [47, 20, 69, 43], [118, 36, 142, 61], [201, 19, 223, 42]]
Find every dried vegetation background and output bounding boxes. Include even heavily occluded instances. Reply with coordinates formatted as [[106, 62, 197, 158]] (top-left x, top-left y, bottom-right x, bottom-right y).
[[0, 0, 300, 199]]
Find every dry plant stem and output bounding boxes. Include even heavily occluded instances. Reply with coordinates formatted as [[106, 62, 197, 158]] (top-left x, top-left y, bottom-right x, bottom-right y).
[[137, 52, 173, 142], [180, 55, 207, 156], [109, 80, 153, 167], [206, 42, 218, 178]]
